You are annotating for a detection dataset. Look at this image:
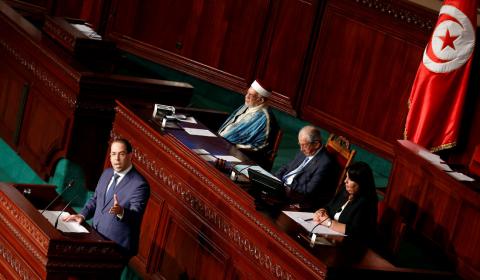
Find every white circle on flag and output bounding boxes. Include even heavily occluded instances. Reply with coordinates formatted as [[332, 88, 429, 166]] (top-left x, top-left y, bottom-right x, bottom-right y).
[[422, 5, 475, 73]]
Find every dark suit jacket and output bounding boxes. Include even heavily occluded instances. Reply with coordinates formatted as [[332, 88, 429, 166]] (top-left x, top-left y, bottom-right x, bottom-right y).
[[324, 189, 378, 245], [275, 147, 338, 209], [80, 167, 150, 256]]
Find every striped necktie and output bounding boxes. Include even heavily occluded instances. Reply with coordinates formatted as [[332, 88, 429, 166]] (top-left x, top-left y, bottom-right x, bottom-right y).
[[282, 157, 310, 183]]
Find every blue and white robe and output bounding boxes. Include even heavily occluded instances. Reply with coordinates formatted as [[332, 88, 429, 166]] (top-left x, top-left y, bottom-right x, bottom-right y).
[[218, 104, 275, 152]]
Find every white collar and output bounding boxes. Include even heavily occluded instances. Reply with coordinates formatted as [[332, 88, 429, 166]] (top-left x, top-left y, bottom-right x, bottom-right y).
[[114, 164, 132, 178]]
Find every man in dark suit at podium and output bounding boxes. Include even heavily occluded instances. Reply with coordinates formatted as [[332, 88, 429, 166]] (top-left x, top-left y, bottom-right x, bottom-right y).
[[64, 138, 150, 258]]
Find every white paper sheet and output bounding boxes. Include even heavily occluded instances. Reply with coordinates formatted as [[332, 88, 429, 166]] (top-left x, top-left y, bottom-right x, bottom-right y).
[[446, 171, 475, 182], [199, 154, 217, 162], [40, 210, 89, 233], [183, 127, 217, 137], [192, 148, 210, 155], [437, 163, 453, 172], [282, 211, 345, 236], [214, 155, 241, 162], [418, 150, 443, 164]]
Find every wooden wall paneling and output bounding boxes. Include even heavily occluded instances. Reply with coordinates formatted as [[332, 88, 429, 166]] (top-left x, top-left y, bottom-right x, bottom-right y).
[[133, 194, 164, 275], [5, 0, 51, 15], [0, 61, 30, 147], [386, 140, 480, 279], [49, 0, 111, 32], [106, 0, 270, 93], [1, 1, 195, 186], [106, 0, 139, 37], [415, 179, 461, 247], [300, 0, 435, 159], [257, 0, 321, 115], [452, 203, 480, 280], [17, 85, 73, 179], [156, 210, 231, 279]]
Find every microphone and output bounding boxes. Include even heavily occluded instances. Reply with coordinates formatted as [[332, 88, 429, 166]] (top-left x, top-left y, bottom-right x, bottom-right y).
[[41, 179, 75, 214], [230, 164, 251, 181], [54, 194, 80, 229], [309, 217, 329, 246]]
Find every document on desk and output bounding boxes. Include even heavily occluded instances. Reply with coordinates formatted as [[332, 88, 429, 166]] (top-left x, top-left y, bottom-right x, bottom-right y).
[[40, 210, 89, 233], [446, 171, 475, 182], [183, 127, 217, 137], [214, 155, 241, 162], [283, 211, 345, 236]]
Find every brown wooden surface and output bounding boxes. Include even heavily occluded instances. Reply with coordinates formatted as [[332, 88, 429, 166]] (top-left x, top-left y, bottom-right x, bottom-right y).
[[0, 1, 193, 187], [112, 101, 453, 280], [104, 0, 321, 115], [300, 0, 436, 159], [42, 0, 480, 167], [385, 140, 480, 280], [0, 182, 125, 279], [100, 0, 447, 161]]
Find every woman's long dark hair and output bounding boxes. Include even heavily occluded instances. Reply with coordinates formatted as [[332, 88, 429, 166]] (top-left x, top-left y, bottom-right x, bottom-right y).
[[346, 161, 378, 202]]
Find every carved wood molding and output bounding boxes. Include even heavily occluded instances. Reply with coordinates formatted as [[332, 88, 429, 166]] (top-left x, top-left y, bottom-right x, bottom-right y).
[[114, 107, 326, 279], [349, 0, 434, 32], [0, 196, 48, 262], [0, 239, 39, 280], [50, 243, 120, 257], [46, 260, 124, 270], [43, 19, 76, 49], [0, 38, 76, 109]]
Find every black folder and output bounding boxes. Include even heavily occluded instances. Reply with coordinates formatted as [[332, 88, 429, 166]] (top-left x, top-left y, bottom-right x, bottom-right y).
[[248, 169, 286, 198]]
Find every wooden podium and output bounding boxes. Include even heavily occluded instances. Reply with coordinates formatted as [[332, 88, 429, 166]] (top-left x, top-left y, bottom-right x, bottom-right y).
[[0, 183, 126, 279]]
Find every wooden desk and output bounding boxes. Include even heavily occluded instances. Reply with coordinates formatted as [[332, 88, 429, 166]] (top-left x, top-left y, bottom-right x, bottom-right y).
[[385, 140, 480, 280], [0, 182, 125, 279], [111, 101, 450, 279]]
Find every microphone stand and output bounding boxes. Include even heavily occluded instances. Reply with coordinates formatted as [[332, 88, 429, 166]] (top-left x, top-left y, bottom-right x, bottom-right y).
[[41, 179, 74, 214], [54, 194, 79, 229], [309, 217, 329, 247]]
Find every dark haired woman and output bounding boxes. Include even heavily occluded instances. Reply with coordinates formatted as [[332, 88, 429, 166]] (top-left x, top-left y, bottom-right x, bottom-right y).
[[313, 161, 378, 244]]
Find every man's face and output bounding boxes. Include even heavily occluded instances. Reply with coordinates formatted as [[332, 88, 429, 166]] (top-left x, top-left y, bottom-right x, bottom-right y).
[[298, 133, 321, 157], [245, 87, 264, 107], [110, 142, 132, 172]]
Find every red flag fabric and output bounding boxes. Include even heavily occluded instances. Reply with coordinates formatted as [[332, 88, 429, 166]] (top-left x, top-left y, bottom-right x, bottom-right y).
[[404, 0, 476, 152]]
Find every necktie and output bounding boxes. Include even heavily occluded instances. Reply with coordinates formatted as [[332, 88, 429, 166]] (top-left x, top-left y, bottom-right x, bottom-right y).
[[105, 173, 120, 201], [282, 157, 310, 183]]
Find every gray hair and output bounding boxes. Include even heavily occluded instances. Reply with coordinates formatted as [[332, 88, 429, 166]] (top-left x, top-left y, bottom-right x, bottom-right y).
[[299, 125, 322, 143]]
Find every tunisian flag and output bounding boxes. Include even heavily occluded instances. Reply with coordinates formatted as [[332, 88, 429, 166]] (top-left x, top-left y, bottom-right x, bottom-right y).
[[404, 0, 476, 152]]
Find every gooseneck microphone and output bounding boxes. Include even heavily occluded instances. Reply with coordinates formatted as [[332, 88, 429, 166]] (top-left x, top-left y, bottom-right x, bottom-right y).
[[309, 216, 330, 246], [41, 179, 74, 214], [309, 217, 329, 236], [54, 194, 79, 229]]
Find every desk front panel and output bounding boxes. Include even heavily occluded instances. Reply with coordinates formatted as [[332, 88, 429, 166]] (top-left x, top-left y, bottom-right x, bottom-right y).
[[112, 103, 326, 279], [386, 140, 480, 279]]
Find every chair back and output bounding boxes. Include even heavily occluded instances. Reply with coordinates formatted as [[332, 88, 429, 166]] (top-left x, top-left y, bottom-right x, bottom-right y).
[[469, 144, 480, 176], [265, 129, 283, 171], [325, 134, 356, 194]]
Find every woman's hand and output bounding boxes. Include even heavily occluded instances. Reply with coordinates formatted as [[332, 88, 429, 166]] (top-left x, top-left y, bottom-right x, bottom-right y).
[[313, 208, 328, 223]]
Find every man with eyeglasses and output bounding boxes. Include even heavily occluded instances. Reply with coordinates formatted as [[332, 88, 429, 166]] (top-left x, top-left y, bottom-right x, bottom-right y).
[[275, 125, 338, 210], [64, 138, 150, 260]]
